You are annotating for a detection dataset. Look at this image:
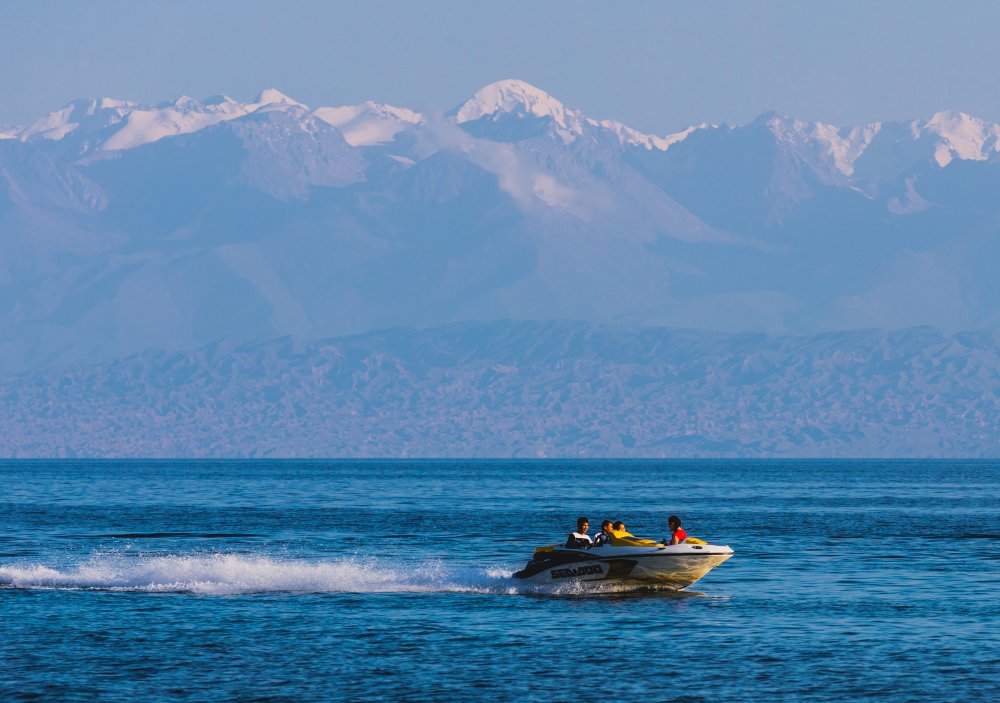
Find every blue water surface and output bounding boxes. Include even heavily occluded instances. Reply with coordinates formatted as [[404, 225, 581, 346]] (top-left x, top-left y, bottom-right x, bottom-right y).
[[1, 460, 998, 702]]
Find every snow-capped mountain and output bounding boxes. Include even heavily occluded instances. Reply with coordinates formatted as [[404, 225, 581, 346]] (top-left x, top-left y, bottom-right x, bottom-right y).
[[2, 79, 1000, 375], [12, 89, 310, 154], [452, 78, 704, 150], [10, 79, 1000, 175], [313, 101, 423, 146]]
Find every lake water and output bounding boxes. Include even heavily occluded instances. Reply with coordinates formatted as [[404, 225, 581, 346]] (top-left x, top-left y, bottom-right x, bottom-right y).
[[1, 460, 997, 702]]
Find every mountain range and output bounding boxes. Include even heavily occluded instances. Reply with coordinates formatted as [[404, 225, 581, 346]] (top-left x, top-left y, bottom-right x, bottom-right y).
[[3, 80, 999, 457], [3, 79, 1000, 376]]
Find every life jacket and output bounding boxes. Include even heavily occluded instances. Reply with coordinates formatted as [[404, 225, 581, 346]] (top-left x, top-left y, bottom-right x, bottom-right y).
[[565, 532, 593, 548], [609, 531, 659, 547]]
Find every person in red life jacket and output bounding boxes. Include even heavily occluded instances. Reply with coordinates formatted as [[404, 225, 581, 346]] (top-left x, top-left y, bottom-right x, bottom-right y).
[[666, 515, 687, 545]]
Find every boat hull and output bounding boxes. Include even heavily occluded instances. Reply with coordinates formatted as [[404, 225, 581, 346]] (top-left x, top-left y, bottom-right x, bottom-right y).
[[512, 544, 734, 590]]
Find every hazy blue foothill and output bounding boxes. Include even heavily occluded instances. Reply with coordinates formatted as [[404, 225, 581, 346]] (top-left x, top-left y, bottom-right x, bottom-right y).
[[3, 81, 1000, 456], [3, 322, 999, 458]]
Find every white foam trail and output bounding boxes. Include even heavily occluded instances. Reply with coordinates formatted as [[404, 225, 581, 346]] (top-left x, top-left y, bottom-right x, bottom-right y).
[[0, 553, 520, 595], [0, 553, 699, 597]]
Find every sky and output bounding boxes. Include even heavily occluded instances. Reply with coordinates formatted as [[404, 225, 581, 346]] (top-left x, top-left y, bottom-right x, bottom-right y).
[[3, 0, 1000, 134]]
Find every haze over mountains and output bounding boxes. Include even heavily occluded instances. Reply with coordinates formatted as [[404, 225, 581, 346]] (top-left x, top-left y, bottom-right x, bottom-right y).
[[3, 80, 999, 456]]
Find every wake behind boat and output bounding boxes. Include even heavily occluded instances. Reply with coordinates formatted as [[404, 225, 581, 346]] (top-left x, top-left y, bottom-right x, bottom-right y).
[[512, 538, 734, 590]]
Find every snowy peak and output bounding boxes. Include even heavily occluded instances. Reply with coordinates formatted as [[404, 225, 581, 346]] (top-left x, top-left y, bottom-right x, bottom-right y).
[[312, 101, 422, 146], [19, 97, 137, 142], [453, 78, 698, 151], [739, 109, 1000, 183], [9, 84, 1000, 176], [807, 122, 881, 176], [13, 90, 314, 153], [749, 111, 997, 179], [587, 118, 712, 151], [755, 113, 881, 177], [10, 88, 423, 153], [454, 79, 571, 127], [253, 88, 306, 109], [920, 110, 1000, 166], [101, 94, 255, 151]]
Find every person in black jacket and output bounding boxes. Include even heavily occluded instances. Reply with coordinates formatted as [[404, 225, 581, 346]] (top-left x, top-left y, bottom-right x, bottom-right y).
[[565, 516, 593, 548]]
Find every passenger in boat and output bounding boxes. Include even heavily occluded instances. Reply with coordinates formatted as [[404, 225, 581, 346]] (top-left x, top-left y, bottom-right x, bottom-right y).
[[592, 520, 614, 546], [666, 515, 688, 545], [611, 521, 634, 538], [565, 516, 593, 548]]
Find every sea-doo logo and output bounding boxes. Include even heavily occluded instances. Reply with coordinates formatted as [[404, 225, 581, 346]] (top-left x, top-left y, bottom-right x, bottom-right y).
[[550, 565, 604, 579]]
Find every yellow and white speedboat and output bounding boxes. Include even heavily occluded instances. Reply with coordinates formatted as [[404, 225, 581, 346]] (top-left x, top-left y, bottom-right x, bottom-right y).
[[512, 534, 734, 590]]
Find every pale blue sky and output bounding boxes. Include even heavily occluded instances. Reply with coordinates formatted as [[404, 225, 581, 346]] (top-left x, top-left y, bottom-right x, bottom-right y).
[[3, 0, 1000, 133]]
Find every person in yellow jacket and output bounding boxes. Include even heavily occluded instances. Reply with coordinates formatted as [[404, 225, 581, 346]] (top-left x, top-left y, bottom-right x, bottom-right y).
[[611, 520, 633, 538]]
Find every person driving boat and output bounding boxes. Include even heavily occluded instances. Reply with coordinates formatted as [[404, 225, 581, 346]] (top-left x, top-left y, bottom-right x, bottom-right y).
[[565, 516, 593, 548]]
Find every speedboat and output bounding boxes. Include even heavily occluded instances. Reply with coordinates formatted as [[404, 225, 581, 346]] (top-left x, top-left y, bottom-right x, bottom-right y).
[[512, 537, 734, 590]]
